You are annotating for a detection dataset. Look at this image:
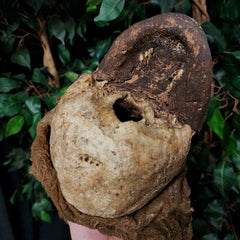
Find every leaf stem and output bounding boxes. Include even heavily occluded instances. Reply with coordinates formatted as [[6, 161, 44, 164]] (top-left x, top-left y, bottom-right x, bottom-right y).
[[113, 0, 122, 9], [0, 20, 40, 41]]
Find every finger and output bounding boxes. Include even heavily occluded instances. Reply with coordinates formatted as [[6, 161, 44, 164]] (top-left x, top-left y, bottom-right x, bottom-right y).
[[69, 222, 122, 240]]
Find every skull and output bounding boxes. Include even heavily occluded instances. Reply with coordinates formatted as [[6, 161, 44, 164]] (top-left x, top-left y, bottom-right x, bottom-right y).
[[50, 73, 193, 218], [31, 13, 212, 239]]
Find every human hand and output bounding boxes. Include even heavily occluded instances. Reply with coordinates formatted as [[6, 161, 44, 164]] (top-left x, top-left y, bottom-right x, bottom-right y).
[[69, 222, 122, 240]]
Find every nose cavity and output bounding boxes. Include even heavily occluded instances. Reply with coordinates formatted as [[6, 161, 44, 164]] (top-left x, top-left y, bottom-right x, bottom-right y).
[[113, 97, 143, 122]]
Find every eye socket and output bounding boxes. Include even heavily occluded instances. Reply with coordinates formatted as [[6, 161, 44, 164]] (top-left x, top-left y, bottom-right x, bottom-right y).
[[113, 98, 143, 122]]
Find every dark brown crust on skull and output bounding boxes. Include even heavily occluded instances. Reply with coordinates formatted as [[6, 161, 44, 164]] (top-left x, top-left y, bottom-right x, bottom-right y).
[[31, 112, 192, 239], [93, 13, 212, 130]]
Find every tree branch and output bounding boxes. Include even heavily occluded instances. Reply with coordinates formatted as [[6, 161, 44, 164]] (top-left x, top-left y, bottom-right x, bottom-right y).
[[192, 0, 210, 25], [37, 17, 60, 89]]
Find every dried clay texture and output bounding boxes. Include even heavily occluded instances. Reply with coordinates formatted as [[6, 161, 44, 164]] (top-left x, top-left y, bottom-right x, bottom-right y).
[[93, 13, 212, 131], [50, 74, 193, 218], [31, 13, 212, 240]]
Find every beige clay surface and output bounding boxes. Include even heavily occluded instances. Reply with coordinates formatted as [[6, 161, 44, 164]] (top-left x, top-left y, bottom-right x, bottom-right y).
[[49, 73, 193, 218]]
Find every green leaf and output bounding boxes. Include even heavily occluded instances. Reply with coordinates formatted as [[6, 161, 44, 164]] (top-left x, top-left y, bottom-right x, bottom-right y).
[[223, 54, 239, 77], [0, 31, 15, 54], [223, 77, 240, 98], [86, 0, 102, 14], [21, 15, 40, 30], [32, 198, 52, 222], [206, 96, 222, 122], [232, 50, 240, 61], [29, 112, 42, 139], [87, 4, 98, 13], [14, 92, 29, 102], [40, 210, 51, 222], [95, 21, 110, 28], [202, 233, 218, 240], [237, 173, 240, 190], [94, 0, 125, 22], [159, 0, 177, 13], [224, 233, 236, 240], [7, 21, 20, 34], [6, 115, 24, 137], [12, 73, 26, 81], [222, 55, 240, 97], [22, 109, 33, 128], [76, 22, 87, 41], [175, 0, 191, 14], [32, 68, 49, 87], [86, 0, 102, 6], [232, 151, 240, 170], [231, 75, 240, 91], [0, 120, 5, 141], [81, 70, 92, 74], [88, 37, 111, 60], [25, 96, 41, 114], [204, 199, 226, 228], [89, 59, 99, 70], [208, 108, 225, 140], [0, 94, 22, 118], [10, 190, 17, 204], [202, 22, 227, 53], [71, 59, 85, 72], [220, 0, 240, 21], [204, 199, 226, 218], [11, 47, 31, 69], [26, 0, 45, 14], [44, 95, 57, 111], [59, 86, 69, 95], [0, 77, 23, 92], [65, 16, 76, 45], [64, 72, 79, 82], [2, 73, 11, 78], [4, 148, 30, 171], [33, 181, 44, 195], [22, 182, 32, 194], [224, 135, 237, 156], [48, 16, 66, 45], [58, 44, 71, 65], [213, 161, 236, 198]]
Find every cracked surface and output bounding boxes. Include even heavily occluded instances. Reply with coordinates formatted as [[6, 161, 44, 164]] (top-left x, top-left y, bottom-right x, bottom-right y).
[[50, 74, 193, 218]]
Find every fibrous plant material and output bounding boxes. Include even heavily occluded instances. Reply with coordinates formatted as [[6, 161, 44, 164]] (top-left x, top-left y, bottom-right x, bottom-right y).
[[31, 13, 212, 240]]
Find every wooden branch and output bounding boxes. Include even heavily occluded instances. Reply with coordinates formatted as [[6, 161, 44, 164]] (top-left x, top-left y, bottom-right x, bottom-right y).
[[192, 0, 210, 25], [37, 17, 60, 89], [170, 0, 184, 12]]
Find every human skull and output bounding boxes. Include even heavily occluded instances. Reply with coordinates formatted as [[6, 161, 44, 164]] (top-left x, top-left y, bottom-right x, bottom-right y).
[[50, 73, 193, 218], [31, 13, 212, 239]]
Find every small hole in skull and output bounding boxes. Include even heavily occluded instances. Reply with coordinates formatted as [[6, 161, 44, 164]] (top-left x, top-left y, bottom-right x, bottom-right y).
[[113, 98, 142, 122]]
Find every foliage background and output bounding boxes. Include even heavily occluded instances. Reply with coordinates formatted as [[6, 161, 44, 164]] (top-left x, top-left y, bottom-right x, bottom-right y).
[[0, 0, 240, 239]]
